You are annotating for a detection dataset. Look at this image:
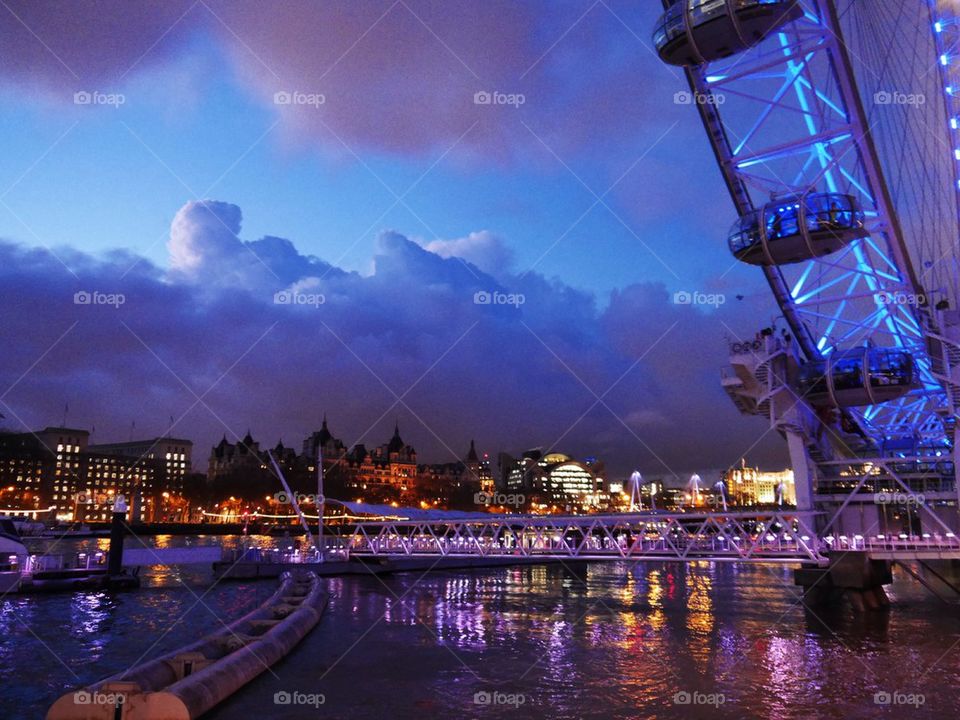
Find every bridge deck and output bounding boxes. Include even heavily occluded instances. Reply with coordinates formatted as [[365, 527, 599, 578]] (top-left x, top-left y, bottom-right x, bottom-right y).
[[340, 512, 960, 566]]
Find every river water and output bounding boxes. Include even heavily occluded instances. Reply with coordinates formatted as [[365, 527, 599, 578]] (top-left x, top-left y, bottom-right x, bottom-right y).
[[1, 535, 958, 719]]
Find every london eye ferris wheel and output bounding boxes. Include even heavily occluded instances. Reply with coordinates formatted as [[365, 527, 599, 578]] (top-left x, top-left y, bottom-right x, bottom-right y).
[[653, 0, 960, 531]]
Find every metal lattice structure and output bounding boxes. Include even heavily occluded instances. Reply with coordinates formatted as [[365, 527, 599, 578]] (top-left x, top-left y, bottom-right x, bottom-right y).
[[346, 511, 823, 562], [656, 0, 960, 536], [341, 511, 960, 564]]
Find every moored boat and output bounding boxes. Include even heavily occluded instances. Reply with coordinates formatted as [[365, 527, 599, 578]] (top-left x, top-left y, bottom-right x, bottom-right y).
[[0, 518, 114, 593], [0, 516, 28, 592], [0, 516, 28, 556]]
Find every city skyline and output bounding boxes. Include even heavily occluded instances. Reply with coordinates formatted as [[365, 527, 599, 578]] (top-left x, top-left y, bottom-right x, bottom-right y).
[[0, 410, 791, 484], [0, 416, 796, 523]]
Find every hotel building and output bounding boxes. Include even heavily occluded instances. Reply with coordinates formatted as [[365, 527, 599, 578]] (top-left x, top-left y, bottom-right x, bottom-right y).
[[0, 427, 171, 522]]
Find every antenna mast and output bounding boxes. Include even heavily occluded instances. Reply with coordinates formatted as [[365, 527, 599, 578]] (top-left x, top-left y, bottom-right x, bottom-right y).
[[266, 450, 315, 550], [316, 445, 324, 563]]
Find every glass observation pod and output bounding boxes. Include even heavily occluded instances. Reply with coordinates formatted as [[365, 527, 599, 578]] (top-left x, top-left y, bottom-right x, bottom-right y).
[[653, 0, 804, 66], [728, 193, 868, 266], [798, 348, 916, 407]]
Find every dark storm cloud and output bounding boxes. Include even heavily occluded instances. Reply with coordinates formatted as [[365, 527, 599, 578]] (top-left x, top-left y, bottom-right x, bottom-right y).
[[0, 1, 695, 161], [0, 1, 198, 89], [0, 200, 785, 480]]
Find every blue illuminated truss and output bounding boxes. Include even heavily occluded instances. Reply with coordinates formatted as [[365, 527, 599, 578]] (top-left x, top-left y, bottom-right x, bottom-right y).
[[676, 0, 956, 456]]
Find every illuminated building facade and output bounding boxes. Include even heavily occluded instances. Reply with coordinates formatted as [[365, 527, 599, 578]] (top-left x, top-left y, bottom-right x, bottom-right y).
[[301, 421, 493, 508], [468, 440, 496, 495], [88, 437, 192, 521], [75, 454, 157, 522], [500, 449, 608, 510], [207, 431, 314, 506], [725, 459, 796, 506], [0, 427, 165, 522], [0, 432, 47, 515], [89, 436, 191, 491], [355, 422, 418, 488]]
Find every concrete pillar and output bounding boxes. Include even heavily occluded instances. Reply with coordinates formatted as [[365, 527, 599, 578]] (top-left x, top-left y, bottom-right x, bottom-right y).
[[794, 551, 892, 612], [784, 430, 820, 541], [786, 432, 815, 513]]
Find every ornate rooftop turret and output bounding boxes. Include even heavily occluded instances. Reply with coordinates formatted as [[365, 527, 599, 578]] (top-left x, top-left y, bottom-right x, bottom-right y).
[[466, 439, 479, 463], [387, 421, 405, 454]]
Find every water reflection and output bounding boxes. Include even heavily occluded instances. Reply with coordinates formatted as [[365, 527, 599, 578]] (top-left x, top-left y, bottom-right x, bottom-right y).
[[5, 541, 960, 719], [317, 562, 960, 719], [68, 592, 117, 662], [684, 562, 715, 672]]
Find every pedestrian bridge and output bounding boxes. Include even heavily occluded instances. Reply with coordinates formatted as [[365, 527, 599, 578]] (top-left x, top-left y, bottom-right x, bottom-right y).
[[339, 511, 960, 566], [343, 511, 823, 563]]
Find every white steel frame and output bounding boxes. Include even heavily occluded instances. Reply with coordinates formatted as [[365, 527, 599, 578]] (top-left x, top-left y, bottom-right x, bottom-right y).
[[346, 511, 825, 563]]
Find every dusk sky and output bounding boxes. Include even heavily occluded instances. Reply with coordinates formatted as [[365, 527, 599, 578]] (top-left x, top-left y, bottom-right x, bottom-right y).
[[0, 0, 785, 479]]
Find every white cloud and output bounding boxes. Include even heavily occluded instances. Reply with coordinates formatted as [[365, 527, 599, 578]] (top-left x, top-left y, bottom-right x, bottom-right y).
[[168, 199, 244, 274], [422, 231, 514, 277]]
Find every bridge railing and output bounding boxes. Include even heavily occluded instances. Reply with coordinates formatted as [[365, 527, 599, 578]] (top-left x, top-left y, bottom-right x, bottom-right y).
[[827, 533, 960, 554], [183, 519, 960, 567], [219, 539, 351, 565], [206, 516, 960, 567], [344, 511, 826, 563]]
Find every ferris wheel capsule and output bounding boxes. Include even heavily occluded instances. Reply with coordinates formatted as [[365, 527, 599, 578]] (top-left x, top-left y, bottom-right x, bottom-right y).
[[797, 347, 916, 408], [727, 192, 868, 266], [653, 0, 804, 67]]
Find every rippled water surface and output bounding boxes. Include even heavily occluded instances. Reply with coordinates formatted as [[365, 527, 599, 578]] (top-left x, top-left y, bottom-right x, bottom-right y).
[[2, 536, 959, 719]]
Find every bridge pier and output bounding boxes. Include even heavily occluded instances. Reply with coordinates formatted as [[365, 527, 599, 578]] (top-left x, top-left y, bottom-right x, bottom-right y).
[[795, 552, 891, 612]]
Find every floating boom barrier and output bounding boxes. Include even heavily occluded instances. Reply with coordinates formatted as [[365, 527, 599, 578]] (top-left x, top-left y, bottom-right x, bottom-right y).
[[47, 571, 327, 719]]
